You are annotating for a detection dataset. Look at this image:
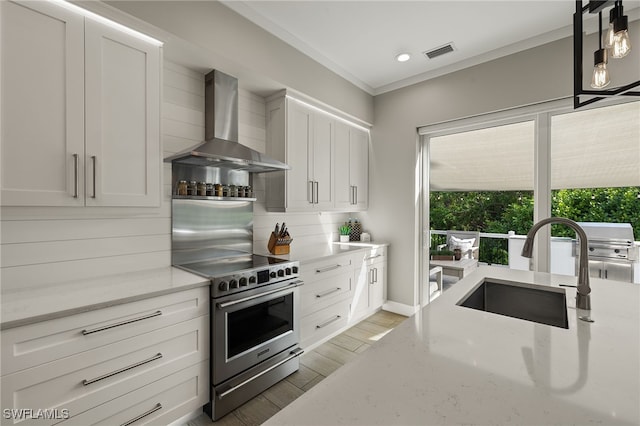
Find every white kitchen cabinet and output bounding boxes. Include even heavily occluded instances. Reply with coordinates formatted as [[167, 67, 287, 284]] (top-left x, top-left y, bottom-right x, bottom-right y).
[[298, 253, 353, 349], [266, 95, 333, 211], [0, 0, 160, 207], [334, 122, 369, 210], [0, 287, 209, 426], [352, 246, 386, 322]]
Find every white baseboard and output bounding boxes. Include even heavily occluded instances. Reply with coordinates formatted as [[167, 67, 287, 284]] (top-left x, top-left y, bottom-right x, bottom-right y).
[[382, 300, 418, 317]]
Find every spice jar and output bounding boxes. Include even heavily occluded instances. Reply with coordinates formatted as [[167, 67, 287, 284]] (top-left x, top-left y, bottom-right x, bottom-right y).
[[229, 185, 238, 197], [187, 181, 197, 196], [206, 183, 214, 196], [244, 185, 252, 198], [222, 185, 229, 197], [214, 184, 222, 197], [197, 182, 207, 196], [176, 180, 188, 196], [237, 186, 245, 197]]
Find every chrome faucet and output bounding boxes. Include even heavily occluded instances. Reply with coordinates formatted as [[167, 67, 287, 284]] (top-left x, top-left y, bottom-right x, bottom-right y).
[[521, 217, 591, 310]]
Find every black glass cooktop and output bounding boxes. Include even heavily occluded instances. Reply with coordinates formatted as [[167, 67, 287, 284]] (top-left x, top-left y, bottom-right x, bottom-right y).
[[179, 253, 290, 278]]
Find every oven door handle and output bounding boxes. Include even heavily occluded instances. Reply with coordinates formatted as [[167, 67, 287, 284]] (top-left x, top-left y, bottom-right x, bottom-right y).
[[217, 348, 304, 399], [217, 280, 304, 309]]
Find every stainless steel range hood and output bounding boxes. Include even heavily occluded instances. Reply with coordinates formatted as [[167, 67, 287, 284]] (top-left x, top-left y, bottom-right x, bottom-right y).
[[165, 70, 289, 173]]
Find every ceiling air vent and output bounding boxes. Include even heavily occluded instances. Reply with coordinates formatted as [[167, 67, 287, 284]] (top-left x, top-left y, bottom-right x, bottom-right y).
[[423, 43, 455, 60]]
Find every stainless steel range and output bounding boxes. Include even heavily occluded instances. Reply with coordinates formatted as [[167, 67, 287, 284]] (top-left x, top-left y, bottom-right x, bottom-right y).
[[575, 222, 639, 283], [166, 69, 302, 420], [175, 246, 303, 420]]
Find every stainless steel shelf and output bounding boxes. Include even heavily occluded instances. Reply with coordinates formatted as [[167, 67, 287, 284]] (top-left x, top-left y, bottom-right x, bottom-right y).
[[173, 195, 257, 202]]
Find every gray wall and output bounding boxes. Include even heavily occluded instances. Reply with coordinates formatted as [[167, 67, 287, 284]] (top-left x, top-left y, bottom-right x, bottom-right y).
[[104, 0, 374, 124], [362, 36, 574, 307]]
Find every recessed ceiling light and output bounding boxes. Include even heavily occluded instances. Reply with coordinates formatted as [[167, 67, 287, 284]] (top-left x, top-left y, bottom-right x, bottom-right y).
[[396, 53, 411, 62]]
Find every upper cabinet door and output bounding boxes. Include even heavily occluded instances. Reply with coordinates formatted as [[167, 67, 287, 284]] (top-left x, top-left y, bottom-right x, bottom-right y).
[[349, 127, 369, 210], [312, 112, 333, 210], [84, 19, 160, 207], [1, 1, 85, 206], [333, 121, 352, 210], [285, 100, 314, 210]]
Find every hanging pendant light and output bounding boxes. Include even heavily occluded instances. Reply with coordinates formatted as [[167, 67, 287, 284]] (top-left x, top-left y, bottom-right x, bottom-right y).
[[611, 5, 631, 58], [591, 12, 610, 89], [591, 49, 610, 88], [603, 5, 616, 49]]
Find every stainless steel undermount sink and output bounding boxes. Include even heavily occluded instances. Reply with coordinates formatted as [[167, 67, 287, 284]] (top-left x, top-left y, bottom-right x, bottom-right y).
[[457, 279, 569, 329]]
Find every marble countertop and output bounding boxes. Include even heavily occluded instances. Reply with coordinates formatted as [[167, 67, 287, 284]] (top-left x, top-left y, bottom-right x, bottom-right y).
[[254, 241, 388, 264], [266, 266, 640, 425], [0, 267, 209, 329]]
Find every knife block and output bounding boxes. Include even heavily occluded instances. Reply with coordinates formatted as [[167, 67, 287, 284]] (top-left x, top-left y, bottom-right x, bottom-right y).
[[268, 232, 293, 255]]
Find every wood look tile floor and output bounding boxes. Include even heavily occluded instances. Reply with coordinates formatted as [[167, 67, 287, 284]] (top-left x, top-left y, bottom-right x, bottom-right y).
[[187, 310, 407, 426]]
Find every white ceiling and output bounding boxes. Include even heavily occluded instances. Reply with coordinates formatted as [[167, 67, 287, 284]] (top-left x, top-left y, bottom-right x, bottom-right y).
[[223, 0, 640, 95]]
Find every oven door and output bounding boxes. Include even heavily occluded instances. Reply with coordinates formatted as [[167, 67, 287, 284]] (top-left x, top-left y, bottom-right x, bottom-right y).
[[212, 279, 303, 384]]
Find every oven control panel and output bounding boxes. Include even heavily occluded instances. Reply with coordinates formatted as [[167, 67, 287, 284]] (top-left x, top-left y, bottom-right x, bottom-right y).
[[212, 262, 300, 297]]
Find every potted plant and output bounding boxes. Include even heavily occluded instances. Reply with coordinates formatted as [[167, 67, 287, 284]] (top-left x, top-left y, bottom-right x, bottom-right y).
[[339, 225, 350, 242]]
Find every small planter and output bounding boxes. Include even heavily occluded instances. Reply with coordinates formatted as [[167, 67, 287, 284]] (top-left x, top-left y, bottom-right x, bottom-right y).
[[431, 255, 455, 261], [339, 235, 350, 242]]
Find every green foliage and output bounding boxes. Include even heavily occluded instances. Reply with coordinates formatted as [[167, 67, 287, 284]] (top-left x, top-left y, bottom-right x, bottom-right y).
[[430, 187, 640, 265]]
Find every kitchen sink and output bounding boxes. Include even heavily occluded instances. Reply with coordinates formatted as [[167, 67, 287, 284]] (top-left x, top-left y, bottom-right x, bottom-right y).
[[457, 279, 569, 329]]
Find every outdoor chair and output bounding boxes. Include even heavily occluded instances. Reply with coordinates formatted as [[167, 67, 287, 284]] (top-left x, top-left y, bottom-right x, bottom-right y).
[[437, 230, 480, 260]]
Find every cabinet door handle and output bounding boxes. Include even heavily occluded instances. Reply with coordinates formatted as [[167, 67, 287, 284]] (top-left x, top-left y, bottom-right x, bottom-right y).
[[369, 268, 374, 284], [316, 287, 341, 298], [120, 403, 162, 426], [83, 353, 163, 386], [316, 315, 341, 329], [316, 264, 341, 273], [354, 186, 358, 205], [314, 181, 319, 204], [308, 181, 313, 204], [365, 254, 382, 261], [91, 155, 97, 198], [374, 267, 378, 283], [81, 310, 162, 335], [73, 153, 79, 198], [604, 269, 608, 279]]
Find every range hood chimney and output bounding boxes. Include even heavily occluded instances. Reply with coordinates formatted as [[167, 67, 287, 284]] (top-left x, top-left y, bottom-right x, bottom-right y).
[[165, 70, 289, 173]]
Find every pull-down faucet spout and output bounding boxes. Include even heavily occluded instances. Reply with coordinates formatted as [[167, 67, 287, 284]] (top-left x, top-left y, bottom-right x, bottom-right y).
[[521, 217, 591, 310]]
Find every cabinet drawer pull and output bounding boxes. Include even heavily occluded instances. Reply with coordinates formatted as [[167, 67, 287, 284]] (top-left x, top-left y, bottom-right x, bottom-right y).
[[120, 403, 162, 426], [316, 287, 341, 298], [354, 185, 358, 205], [315, 264, 341, 273], [83, 353, 163, 386], [91, 155, 97, 198], [308, 181, 313, 204], [82, 310, 162, 335], [316, 315, 341, 329], [73, 153, 79, 198]]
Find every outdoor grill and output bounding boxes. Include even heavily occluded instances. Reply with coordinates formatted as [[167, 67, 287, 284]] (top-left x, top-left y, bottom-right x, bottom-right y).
[[575, 222, 639, 283]]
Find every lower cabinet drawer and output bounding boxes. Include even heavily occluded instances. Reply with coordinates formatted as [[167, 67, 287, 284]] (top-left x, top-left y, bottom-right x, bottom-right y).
[[63, 361, 208, 426], [300, 270, 352, 314], [0, 316, 208, 425], [2, 287, 209, 375], [300, 300, 350, 349]]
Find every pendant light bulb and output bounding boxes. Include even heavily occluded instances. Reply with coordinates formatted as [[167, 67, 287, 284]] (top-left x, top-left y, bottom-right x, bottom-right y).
[[612, 28, 631, 58], [611, 5, 631, 58], [590, 49, 610, 89]]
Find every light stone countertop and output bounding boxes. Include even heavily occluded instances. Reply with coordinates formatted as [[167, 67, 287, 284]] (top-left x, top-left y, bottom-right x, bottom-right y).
[[265, 266, 640, 425], [0, 267, 209, 329], [254, 241, 388, 264]]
